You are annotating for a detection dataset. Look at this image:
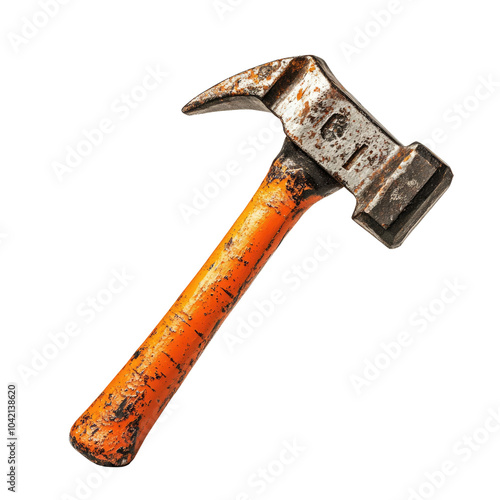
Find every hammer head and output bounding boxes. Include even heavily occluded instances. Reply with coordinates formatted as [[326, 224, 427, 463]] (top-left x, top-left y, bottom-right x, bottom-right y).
[[183, 56, 452, 248]]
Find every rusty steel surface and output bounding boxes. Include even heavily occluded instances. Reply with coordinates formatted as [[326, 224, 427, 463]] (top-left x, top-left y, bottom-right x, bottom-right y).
[[70, 55, 453, 467], [183, 55, 453, 248]]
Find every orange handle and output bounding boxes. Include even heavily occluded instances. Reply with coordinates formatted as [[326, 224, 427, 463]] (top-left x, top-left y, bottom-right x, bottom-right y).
[[70, 139, 340, 466]]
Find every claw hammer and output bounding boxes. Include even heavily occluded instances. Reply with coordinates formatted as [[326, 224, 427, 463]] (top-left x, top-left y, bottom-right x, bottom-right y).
[[70, 56, 453, 466]]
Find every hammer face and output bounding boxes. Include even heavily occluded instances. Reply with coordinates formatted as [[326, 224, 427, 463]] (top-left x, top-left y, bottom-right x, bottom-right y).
[[353, 143, 453, 248]]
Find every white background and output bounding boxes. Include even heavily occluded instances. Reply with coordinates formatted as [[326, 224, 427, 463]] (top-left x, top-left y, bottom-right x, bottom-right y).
[[1, 1, 499, 499]]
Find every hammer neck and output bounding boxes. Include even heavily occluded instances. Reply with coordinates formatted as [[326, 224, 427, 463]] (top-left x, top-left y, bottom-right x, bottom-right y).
[[265, 138, 342, 207]]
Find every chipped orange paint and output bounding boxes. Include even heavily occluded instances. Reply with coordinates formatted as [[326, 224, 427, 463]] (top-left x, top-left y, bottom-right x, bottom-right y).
[[70, 151, 331, 467]]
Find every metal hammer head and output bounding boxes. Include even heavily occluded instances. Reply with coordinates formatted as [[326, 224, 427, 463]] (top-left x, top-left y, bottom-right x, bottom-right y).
[[183, 56, 453, 248]]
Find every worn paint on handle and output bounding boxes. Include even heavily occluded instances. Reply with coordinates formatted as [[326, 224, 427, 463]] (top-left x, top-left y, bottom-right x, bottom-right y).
[[70, 139, 340, 466]]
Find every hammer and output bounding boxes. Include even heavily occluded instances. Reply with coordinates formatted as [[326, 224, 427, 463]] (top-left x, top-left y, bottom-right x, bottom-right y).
[[70, 56, 453, 466]]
